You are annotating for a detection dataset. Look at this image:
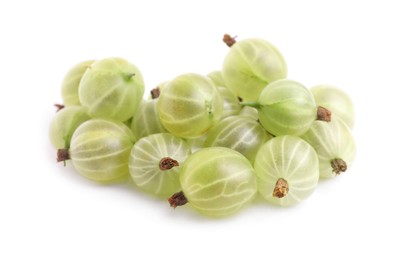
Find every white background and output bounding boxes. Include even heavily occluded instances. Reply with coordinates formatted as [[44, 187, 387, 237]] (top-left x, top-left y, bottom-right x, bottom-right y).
[[1, 0, 404, 259]]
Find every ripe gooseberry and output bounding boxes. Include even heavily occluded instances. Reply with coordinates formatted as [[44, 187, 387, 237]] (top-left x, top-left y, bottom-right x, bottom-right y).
[[157, 73, 223, 138], [254, 135, 319, 206], [301, 117, 356, 178], [57, 119, 135, 182], [222, 35, 287, 101], [129, 133, 191, 197], [79, 57, 145, 122], [169, 147, 257, 217]]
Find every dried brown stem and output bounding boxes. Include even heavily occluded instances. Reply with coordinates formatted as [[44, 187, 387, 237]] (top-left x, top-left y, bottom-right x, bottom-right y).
[[159, 157, 179, 170], [223, 34, 237, 47], [317, 106, 332, 122], [54, 104, 65, 112], [168, 191, 188, 208], [57, 149, 70, 162], [331, 159, 347, 175], [150, 87, 160, 99], [273, 178, 289, 198]]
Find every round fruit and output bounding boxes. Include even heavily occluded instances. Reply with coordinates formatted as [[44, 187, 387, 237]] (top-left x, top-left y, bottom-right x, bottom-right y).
[[254, 135, 319, 206], [169, 147, 257, 217], [129, 133, 191, 197], [222, 38, 287, 101], [157, 73, 223, 138], [244, 79, 317, 136], [301, 117, 356, 179], [58, 119, 135, 182], [79, 57, 144, 122]]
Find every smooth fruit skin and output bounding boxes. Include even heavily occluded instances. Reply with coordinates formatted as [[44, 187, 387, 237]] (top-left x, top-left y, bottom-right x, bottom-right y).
[[258, 79, 317, 136], [222, 38, 287, 101], [207, 70, 241, 118], [61, 60, 95, 106], [69, 119, 135, 182], [180, 147, 257, 217], [79, 57, 145, 122], [49, 106, 90, 149], [239, 106, 259, 120], [130, 99, 167, 141], [207, 70, 226, 87], [301, 117, 356, 179], [255, 136, 319, 206], [129, 133, 191, 198], [204, 115, 271, 163], [157, 73, 223, 138], [311, 85, 355, 128]]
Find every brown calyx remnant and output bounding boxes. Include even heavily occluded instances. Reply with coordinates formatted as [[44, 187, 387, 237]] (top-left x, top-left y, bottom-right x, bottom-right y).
[[331, 159, 347, 175], [57, 149, 70, 163], [150, 87, 160, 99], [223, 34, 237, 47], [159, 157, 179, 170], [54, 104, 65, 112], [273, 178, 289, 198], [168, 191, 188, 208], [317, 106, 332, 122]]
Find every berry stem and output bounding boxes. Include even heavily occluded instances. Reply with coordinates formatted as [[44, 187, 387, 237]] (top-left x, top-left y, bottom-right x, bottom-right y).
[[150, 87, 160, 99], [54, 104, 65, 112], [159, 157, 179, 170], [223, 34, 237, 47], [168, 191, 188, 208], [124, 73, 136, 81], [317, 106, 332, 122], [331, 159, 347, 175], [57, 149, 70, 163], [239, 101, 261, 109], [273, 178, 289, 198]]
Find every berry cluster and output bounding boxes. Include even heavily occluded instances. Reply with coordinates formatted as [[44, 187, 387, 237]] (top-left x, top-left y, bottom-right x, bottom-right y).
[[50, 34, 356, 217]]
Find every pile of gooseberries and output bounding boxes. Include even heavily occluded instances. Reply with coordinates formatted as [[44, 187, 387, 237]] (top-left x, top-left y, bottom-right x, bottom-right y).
[[49, 34, 356, 218]]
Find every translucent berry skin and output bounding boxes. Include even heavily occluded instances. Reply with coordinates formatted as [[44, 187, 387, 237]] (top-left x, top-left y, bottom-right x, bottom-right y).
[[311, 85, 355, 128], [129, 133, 191, 197], [179, 147, 257, 217], [239, 106, 259, 121], [78, 57, 145, 122], [130, 99, 167, 141], [157, 73, 223, 138], [222, 38, 287, 101], [207, 70, 241, 119], [61, 60, 95, 106], [49, 106, 90, 149], [257, 79, 317, 136], [204, 115, 271, 163], [69, 119, 135, 182], [207, 70, 226, 87], [301, 117, 356, 179], [254, 135, 319, 206]]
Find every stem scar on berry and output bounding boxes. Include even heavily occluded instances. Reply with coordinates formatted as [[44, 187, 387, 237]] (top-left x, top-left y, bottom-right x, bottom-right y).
[[223, 34, 237, 47], [331, 159, 347, 175], [159, 157, 179, 170], [168, 191, 188, 208], [317, 106, 332, 122], [150, 87, 160, 99], [273, 178, 289, 198]]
